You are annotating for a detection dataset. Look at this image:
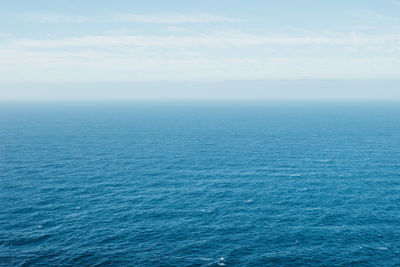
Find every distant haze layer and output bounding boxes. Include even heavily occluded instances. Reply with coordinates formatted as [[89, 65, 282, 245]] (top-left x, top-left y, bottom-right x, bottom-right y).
[[1, 80, 400, 101]]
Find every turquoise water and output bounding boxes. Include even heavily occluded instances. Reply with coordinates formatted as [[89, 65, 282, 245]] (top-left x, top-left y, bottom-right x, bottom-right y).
[[1, 102, 400, 266]]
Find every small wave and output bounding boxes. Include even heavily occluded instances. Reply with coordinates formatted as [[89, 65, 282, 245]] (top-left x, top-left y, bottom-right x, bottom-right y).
[[314, 159, 333, 163], [298, 188, 309, 191], [376, 247, 388, 250]]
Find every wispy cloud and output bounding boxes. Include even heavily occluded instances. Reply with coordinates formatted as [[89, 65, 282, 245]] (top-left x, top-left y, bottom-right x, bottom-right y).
[[347, 25, 381, 31], [19, 13, 241, 24], [1, 28, 399, 82], [20, 14, 89, 23], [2, 1, 400, 86], [114, 13, 241, 23], [350, 9, 400, 24], [13, 32, 400, 48], [1, 47, 399, 82]]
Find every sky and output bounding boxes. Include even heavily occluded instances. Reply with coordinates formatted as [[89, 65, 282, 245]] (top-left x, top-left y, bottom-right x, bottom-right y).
[[0, 0, 399, 100]]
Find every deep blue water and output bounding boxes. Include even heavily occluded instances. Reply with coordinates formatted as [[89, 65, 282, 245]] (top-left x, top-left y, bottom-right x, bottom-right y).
[[1, 102, 400, 266]]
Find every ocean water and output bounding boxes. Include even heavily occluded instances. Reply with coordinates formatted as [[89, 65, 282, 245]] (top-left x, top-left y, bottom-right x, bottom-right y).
[[1, 101, 400, 266]]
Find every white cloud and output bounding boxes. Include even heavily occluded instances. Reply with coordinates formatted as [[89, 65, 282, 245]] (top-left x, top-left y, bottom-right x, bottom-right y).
[[114, 13, 241, 23], [347, 25, 381, 31], [1, 27, 399, 82], [20, 14, 89, 23], [18, 13, 240, 24], [13, 32, 400, 48], [1, 47, 399, 82], [350, 9, 399, 25]]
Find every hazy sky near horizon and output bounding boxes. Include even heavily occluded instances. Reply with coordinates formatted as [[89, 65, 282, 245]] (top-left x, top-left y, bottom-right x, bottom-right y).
[[1, 0, 400, 99]]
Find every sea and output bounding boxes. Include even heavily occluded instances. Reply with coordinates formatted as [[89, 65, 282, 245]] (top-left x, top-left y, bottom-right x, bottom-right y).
[[1, 101, 400, 266]]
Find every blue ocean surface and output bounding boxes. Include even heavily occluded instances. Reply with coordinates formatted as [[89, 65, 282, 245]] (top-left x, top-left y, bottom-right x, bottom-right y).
[[1, 101, 400, 266]]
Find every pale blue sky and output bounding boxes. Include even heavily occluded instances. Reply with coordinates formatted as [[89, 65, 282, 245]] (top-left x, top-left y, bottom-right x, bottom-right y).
[[0, 0, 399, 99]]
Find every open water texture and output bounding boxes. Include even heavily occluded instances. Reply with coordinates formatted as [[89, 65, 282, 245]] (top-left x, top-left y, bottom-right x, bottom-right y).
[[1, 102, 400, 266]]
